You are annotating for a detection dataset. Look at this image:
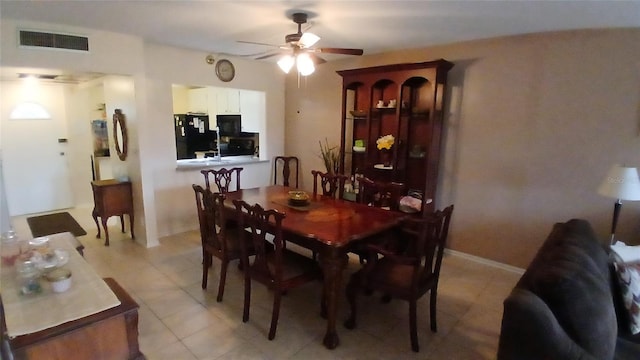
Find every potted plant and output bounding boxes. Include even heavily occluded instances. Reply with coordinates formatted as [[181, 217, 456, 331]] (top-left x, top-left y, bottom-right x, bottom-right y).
[[318, 139, 340, 174]]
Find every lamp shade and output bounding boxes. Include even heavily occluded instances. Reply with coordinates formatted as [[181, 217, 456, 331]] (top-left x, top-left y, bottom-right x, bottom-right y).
[[598, 165, 640, 200], [296, 53, 315, 76], [9, 102, 51, 119], [277, 55, 295, 74]]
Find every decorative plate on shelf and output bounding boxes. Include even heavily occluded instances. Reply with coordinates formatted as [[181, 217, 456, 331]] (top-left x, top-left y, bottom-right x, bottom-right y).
[[352, 146, 365, 152], [373, 164, 393, 170]]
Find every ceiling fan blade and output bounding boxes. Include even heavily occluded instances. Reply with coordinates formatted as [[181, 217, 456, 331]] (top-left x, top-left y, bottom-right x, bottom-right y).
[[255, 51, 283, 60], [317, 48, 364, 56], [237, 40, 280, 48], [299, 32, 320, 48], [309, 53, 327, 65]]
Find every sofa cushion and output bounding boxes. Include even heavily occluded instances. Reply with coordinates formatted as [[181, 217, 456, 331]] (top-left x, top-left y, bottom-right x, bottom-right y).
[[498, 288, 599, 360], [517, 219, 617, 360], [615, 337, 640, 360], [611, 263, 640, 344], [613, 262, 640, 334]]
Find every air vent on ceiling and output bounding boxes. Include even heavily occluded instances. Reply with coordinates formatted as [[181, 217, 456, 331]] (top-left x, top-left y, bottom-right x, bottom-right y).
[[19, 30, 89, 52]]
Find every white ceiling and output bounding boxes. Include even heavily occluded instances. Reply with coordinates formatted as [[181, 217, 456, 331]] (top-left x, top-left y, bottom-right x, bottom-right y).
[[2, 1, 640, 66]]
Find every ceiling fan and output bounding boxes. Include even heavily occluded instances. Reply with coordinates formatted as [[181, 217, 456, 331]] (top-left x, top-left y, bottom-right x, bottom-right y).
[[238, 12, 364, 75]]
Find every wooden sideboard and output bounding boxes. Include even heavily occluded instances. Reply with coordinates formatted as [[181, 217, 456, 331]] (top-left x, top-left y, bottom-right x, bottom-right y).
[[91, 179, 134, 246], [8, 278, 144, 360]]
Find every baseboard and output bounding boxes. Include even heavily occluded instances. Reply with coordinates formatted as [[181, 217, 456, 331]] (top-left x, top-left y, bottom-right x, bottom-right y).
[[444, 248, 525, 275]]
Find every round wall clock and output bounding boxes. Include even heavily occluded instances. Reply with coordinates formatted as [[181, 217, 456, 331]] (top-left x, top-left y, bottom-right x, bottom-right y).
[[215, 59, 235, 82]]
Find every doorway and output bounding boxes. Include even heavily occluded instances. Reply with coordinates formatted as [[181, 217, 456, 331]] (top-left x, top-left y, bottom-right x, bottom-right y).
[[1, 80, 75, 216]]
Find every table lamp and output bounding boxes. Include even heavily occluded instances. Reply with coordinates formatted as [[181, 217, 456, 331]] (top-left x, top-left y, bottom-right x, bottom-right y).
[[597, 164, 640, 245]]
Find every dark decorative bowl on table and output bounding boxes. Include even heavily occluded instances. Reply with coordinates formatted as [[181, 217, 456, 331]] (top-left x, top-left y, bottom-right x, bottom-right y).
[[288, 190, 310, 206]]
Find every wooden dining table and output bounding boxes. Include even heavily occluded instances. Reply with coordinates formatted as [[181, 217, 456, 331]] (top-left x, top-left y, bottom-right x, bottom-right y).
[[222, 185, 407, 349]]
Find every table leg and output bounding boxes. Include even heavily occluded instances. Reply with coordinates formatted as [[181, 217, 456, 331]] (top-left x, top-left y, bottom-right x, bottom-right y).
[[129, 212, 135, 239], [101, 217, 110, 246], [319, 250, 348, 349], [92, 208, 101, 239]]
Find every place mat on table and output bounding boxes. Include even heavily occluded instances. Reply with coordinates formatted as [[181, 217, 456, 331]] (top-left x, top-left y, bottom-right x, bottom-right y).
[[271, 198, 323, 212]]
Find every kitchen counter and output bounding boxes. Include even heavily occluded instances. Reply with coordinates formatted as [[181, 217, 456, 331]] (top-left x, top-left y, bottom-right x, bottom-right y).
[[176, 155, 268, 171]]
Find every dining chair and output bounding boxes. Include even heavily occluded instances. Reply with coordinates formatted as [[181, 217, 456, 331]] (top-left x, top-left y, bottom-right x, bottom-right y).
[[201, 167, 243, 193], [232, 199, 323, 340], [357, 177, 406, 211], [193, 184, 254, 302], [311, 170, 348, 199], [350, 177, 407, 263], [273, 156, 299, 188], [344, 204, 454, 352]]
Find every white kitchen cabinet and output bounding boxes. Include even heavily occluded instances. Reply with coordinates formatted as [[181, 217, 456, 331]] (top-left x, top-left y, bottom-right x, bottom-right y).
[[240, 90, 265, 133], [187, 88, 208, 114], [216, 89, 241, 114]]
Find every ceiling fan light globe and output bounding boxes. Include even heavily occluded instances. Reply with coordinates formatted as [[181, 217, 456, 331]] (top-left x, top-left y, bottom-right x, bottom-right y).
[[277, 55, 295, 73], [296, 53, 315, 76], [299, 32, 320, 48]]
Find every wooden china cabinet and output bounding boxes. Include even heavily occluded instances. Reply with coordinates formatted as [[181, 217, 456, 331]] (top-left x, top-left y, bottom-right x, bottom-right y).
[[337, 59, 453, 214]]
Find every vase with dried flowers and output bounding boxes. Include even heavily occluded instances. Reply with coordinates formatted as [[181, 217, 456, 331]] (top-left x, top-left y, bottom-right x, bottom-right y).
[[376, 134, 395, 167], [318, 138, 340, 174]]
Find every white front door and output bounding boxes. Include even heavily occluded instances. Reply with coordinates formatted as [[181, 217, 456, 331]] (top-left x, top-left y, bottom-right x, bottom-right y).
[[1, 81, 74, 216]]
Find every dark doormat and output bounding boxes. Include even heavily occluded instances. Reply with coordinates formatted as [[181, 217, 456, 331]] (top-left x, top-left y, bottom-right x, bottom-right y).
[[26, 212, 87, 238]]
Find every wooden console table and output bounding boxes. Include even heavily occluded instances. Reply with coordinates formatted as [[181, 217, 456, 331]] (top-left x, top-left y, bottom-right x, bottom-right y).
[[91, 179, 134, 246], [9, 278, 144, 360]]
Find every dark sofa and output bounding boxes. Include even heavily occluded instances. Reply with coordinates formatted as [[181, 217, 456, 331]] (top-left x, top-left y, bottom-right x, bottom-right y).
[[497, 219, 640, 360]]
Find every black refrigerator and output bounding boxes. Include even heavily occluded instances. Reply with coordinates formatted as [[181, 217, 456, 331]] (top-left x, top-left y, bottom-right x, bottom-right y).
[[174, 114, 216, 159]]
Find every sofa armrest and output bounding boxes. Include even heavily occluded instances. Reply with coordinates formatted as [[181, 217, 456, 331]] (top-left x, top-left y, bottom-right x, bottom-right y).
[[498, 288, 599, 360]]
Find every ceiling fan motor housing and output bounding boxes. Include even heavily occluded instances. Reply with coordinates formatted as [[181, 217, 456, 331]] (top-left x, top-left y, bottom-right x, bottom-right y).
[[285, 33, 302, 44], [286, 12, 308, 45], [292, 12, 308, 25]]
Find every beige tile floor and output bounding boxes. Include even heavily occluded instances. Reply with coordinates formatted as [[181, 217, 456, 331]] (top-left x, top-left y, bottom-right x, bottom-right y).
[[10, 206, 521, 359]]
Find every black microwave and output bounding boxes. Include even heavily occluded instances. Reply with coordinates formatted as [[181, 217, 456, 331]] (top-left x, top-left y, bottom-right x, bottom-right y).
[[223, 138, 255, 156], [216, 114, 241, 136]]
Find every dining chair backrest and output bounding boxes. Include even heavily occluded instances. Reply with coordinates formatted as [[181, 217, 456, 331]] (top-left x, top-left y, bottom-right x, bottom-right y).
[[192, 184, 226, 253], [233, 199, 285, 279], [406, 204, 454, 287], [358, 177, 406, 211], [201, 167, 243, 193], [193, 184, 245, 302], [274, 156, 299, 188], [311, 170, 348, 199]]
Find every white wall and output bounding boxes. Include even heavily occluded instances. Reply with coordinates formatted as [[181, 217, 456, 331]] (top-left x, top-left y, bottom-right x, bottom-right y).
[[0, 150, 11, 233], [64, 81, 108, 207]]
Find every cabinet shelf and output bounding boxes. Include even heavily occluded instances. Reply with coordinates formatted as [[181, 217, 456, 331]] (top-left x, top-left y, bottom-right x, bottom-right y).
[[338, 59, 453, 215]]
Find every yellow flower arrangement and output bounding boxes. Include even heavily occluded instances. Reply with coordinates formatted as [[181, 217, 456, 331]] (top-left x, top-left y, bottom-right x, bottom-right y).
[[376, 134, 395, 150]]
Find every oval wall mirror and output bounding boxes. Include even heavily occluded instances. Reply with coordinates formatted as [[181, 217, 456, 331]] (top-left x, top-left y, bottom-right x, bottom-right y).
[[113, 109, 128, 161]]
